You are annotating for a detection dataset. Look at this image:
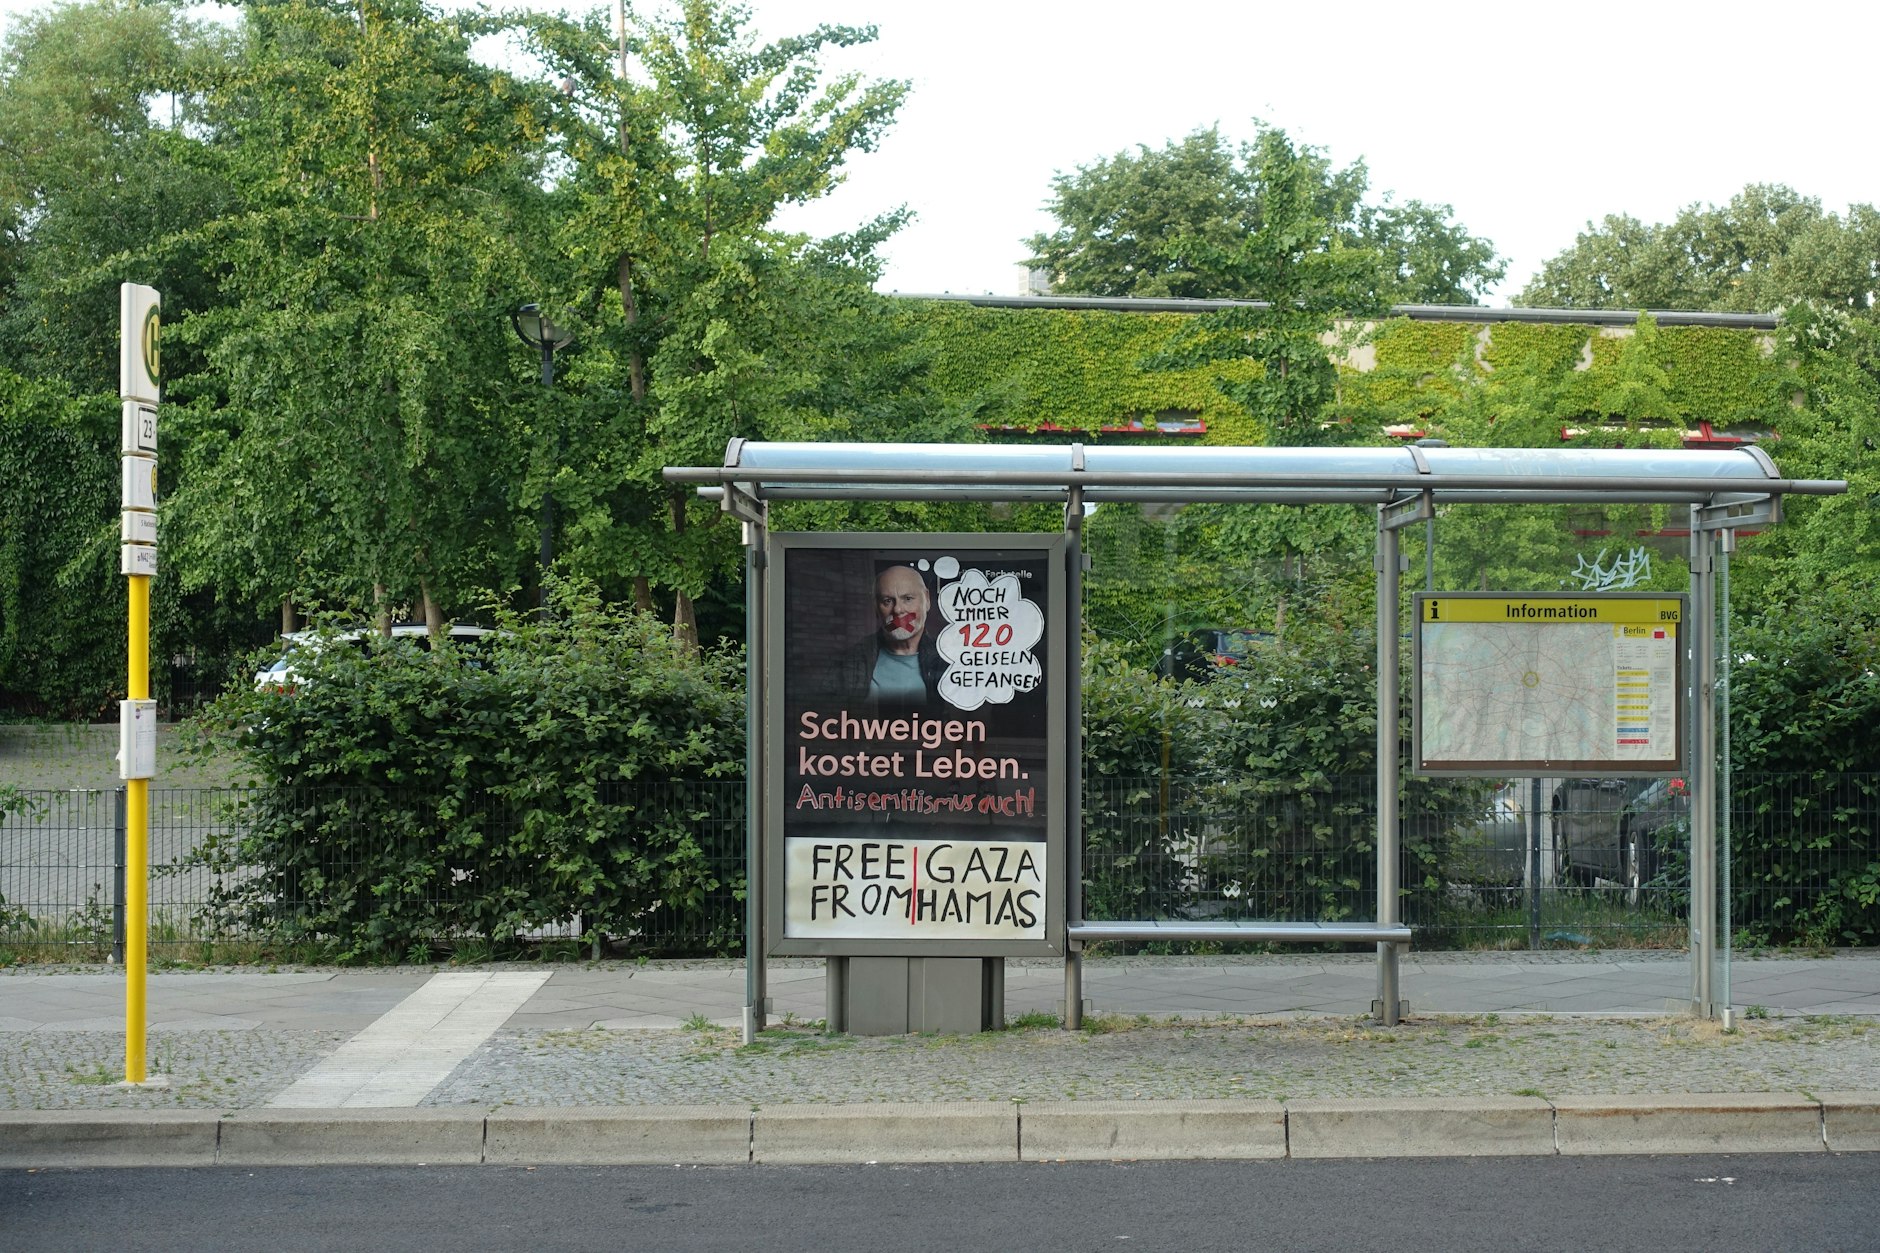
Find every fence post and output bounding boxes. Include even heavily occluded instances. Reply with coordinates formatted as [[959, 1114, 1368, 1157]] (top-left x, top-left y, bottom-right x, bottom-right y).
[[112, 786, 127, 966], [1527, 777, 1542, 950]]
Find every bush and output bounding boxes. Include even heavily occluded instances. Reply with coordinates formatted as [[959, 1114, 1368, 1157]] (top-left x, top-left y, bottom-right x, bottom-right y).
[[1726, 596, 1880, 946], [1078, 638, 1218, 920], [1192, 623, 1486, 925], [188, 583, 745, 960]]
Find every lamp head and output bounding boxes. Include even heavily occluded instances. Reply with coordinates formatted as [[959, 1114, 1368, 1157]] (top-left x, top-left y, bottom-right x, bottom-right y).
[[511, 303, 574, 351]]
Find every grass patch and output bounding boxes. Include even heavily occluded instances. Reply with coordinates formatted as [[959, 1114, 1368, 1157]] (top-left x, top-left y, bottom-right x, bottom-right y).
[[1417, 891, 1688, 951], [1005, 1009, 1062, 1031]]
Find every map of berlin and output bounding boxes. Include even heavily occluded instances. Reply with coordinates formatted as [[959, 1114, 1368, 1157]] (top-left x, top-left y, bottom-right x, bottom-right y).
[[1416, 596, 1681, 772]]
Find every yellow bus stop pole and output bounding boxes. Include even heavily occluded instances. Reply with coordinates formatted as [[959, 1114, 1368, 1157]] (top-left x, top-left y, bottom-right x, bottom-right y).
[[126, 574, 150, 1084], [120, 281, 159, 1087]]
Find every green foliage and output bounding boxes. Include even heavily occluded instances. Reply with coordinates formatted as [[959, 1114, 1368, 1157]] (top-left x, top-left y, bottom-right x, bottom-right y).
[[0, 374, 121, 717], [523, 1, 911, 639], [165, 0, 549, 623], [1722, 596, 1880, 946], [0, 0, 233, 389], [899, 302, 1257, 440], [1734, 305, 1880, 606], [1731, 593, 1880, 776], [1078, 639, 1216, 919], [1026, 124, 1503, 305], [1345, 318, 1475, 422], [1144, 128, 1389, 446], [187, 582, 745, 960], [1518, 184, 1880, 313], [1191, 622, 1486, 923]]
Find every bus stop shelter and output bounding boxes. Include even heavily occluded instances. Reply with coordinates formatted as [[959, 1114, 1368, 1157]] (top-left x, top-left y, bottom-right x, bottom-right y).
[[667, 441, 1846, 1039]]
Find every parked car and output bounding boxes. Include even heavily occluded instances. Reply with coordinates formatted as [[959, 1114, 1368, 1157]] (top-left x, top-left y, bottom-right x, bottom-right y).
[[1157, 628, 1277, 682], [1551, 777, 1653, 887], [1617, 776, 1689, 903], [254, 624, 500, 692]]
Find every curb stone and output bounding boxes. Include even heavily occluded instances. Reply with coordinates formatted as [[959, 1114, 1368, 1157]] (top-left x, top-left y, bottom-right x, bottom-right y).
[[0, 1109, 219, 1168], [2, 1096, 1878, 1168], [752, 1101, 1016, 1165], [1018, 1099, 1285, 1161], [218, 1108, 485, 1166], [1551, 1093, 1824, 1156], [485, 1106, 751, 1165], [1820, 1092, 1880, 1153], [1287, 1096, 1555, 1158]]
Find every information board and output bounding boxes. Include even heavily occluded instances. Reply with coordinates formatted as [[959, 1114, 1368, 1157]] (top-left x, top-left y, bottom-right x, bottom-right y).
[[1412, 592, 1685, 776], [766, 534, 1066, 955]]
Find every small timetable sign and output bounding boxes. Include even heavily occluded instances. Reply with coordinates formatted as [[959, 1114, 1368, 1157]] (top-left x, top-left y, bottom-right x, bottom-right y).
[[1413, 593, 1686, 776]]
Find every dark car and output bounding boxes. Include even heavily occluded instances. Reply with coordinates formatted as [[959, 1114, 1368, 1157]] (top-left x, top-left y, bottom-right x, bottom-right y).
[[1157, 628, 1276, 682], [1617, 776, 1689, 903], [1551, 777, 1652, 887]]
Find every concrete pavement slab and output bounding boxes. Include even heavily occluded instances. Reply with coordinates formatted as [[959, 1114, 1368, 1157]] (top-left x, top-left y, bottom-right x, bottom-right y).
[[265, 972, 548, 1108]]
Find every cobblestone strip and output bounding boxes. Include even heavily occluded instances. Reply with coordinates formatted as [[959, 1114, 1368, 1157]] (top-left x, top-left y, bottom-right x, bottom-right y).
[[425, 1014, 1880, 1109]]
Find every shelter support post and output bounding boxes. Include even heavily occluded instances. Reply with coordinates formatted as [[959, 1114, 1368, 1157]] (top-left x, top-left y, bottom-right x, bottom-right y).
[[1688, 513, 1718, 1019], [740, 508, 768, 1045], [1063, 464, 1086, 1030], [1718, 529, 1734, 1026], [1375, 504, 1406, 1025]]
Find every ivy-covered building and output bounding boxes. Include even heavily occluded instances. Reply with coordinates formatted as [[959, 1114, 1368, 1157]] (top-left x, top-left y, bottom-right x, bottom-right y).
[[894, 295, 1787, 450]]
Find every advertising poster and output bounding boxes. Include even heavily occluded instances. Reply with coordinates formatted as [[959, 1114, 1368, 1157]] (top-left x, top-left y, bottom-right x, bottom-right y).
[[770, 535, 1063, 953]]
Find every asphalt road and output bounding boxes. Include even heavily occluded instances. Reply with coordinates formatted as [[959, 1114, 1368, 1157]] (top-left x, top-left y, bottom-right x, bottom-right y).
[[5, 1155, 1875, 1252]]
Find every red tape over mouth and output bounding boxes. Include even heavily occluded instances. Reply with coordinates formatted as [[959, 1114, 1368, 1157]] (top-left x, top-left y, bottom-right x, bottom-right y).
[[889, 611, 918, 632]]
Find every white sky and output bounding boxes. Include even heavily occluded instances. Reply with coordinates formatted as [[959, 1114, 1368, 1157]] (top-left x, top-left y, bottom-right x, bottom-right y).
[[4, 0, 1874, 305]]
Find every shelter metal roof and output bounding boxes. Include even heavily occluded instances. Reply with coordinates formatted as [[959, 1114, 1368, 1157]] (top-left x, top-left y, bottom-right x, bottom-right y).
[[666, 440, 1846, 509]]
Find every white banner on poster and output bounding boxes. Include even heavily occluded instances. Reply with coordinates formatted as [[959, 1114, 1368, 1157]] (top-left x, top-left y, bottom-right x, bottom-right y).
[[783, 835, 1045, 941]]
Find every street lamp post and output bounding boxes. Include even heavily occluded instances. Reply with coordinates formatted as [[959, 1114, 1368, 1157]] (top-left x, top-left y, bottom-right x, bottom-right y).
[[512, 304, 574, 608]]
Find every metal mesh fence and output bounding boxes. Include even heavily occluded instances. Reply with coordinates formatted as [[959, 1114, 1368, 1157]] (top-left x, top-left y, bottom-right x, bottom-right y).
[[0, 782, 746, 960], [4, 774, 1875, 958]]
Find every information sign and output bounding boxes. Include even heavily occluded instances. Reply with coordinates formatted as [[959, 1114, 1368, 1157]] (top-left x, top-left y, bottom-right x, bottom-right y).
[[1413, 592, 1685, 775]]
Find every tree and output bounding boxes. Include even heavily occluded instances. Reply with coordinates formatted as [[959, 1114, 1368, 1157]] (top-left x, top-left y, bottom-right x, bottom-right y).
[[0, 0, 233, 389], [1142, 128, 1388, 446], [1025, 125, 1504, 306], [165, 0, 553, 631], [1517, 184, 1880, 313], [523, 0, 912, 644], [1732, 304, 1880, 605], [0, 372, 121, 716]]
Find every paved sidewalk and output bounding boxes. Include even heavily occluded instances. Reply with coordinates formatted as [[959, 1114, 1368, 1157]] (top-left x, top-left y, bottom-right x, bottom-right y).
[[4, 952, 1879, 1165], [9, 950, 1880, 1037]]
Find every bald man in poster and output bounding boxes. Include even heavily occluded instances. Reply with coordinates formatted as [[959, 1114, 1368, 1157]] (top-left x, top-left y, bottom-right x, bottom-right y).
[[827, 563, 945, 708]]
